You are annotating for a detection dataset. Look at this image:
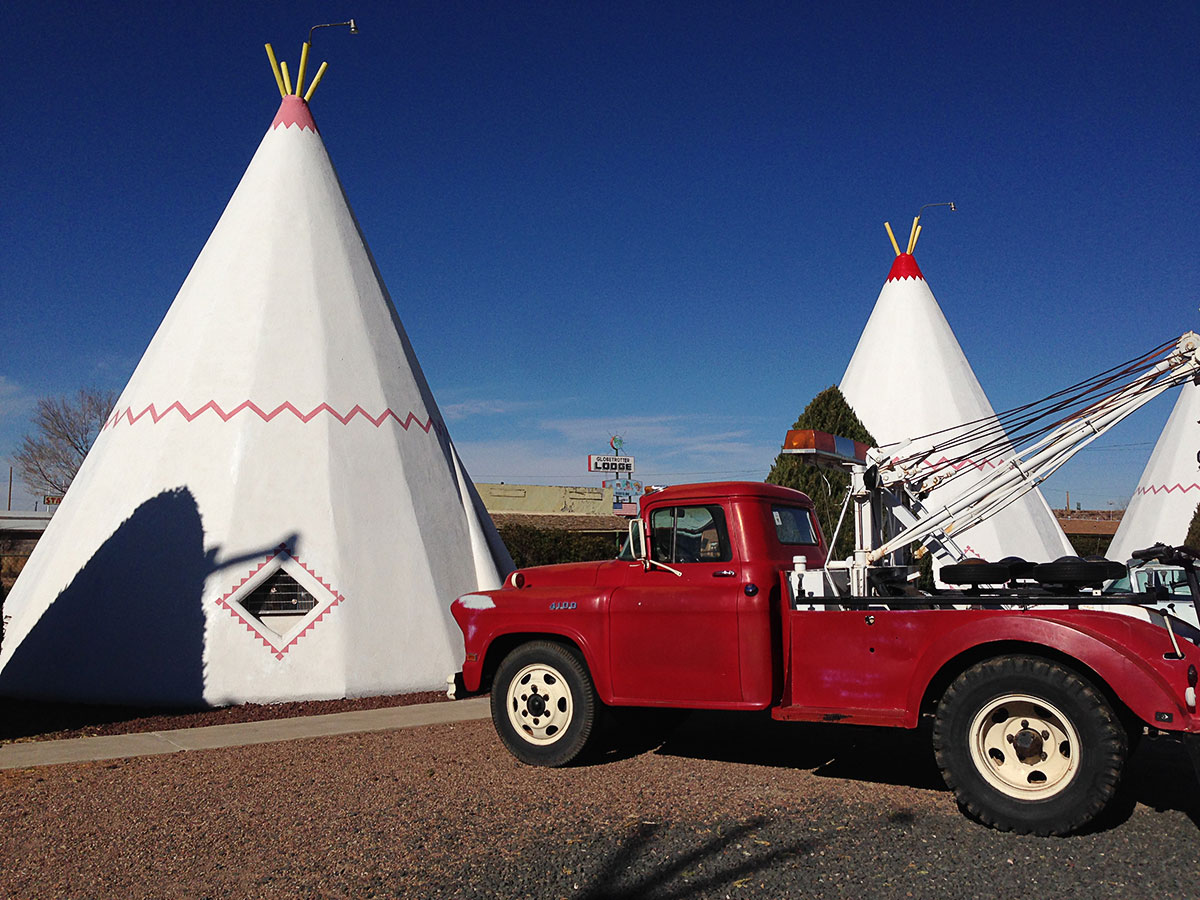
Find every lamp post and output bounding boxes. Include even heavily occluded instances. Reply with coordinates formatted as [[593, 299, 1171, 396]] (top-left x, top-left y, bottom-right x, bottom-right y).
[[309, 19, 358, 44]]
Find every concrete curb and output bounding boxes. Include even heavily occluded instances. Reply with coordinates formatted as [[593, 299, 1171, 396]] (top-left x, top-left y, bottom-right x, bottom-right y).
[[0, 697, 491, 770]]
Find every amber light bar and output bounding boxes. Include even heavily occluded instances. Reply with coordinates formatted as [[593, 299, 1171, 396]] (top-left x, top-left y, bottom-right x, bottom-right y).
[[781, 430, 870, 469]]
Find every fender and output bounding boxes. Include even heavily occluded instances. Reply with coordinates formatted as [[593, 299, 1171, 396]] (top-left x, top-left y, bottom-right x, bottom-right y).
[[905, 611, 1197, 731], [453, 587, 614, 697]]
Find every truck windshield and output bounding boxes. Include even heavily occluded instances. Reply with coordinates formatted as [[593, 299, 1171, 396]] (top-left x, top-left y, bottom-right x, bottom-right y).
[[772, 505, 818, 546]]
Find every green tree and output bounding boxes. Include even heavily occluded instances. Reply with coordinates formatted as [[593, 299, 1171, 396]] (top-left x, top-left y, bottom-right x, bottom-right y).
[[766, 386, 875, 561], [1185, 501, 1200, 550]]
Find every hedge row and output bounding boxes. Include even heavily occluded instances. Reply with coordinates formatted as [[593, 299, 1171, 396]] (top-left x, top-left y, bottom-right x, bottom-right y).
[[497, 525, 624, 570]]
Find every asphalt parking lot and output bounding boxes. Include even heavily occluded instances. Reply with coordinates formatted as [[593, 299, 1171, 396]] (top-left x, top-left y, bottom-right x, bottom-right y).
[[2, 709, 1199, 899]]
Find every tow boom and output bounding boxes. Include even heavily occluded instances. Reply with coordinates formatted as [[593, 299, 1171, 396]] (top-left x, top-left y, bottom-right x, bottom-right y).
[[863, 331, 1200, 566]]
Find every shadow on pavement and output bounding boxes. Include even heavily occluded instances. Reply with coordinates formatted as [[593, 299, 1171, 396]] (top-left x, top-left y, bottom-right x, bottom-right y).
[[1097, 732, 1200, 831], [650, 710, 1200, 834], [574, 815, 819, 900], [651, 710, 945, 792]]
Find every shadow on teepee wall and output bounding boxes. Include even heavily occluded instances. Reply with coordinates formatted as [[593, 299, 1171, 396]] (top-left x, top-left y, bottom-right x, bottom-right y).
[[0, 488, 274, 707]]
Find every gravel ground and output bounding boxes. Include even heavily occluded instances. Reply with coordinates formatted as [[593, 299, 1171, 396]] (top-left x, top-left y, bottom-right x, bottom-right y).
[[2, 709, 1199, 899]]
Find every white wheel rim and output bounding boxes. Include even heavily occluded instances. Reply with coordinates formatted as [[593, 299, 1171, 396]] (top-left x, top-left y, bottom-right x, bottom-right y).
[[506, 662, 574, 746], [968, 693, 1080, 800]]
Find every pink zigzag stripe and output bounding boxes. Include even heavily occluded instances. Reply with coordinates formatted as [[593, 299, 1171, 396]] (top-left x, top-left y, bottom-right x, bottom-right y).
[[103, 401, 435, 433], [905, 455, 998, 473], [928, 456, 998, 473], [215, 543, 345, 660], [1135, 483, 1200, 496]]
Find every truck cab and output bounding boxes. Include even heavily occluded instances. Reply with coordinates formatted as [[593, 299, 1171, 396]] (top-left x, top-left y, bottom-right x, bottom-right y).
[[453, 482, 824, 711]]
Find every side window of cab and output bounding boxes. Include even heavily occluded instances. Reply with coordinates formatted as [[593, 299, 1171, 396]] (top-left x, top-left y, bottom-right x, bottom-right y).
[[649, 505, 732, 563]]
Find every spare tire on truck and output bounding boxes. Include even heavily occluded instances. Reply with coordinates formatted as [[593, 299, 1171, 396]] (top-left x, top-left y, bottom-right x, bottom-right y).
[[932, 655, 1128, 835], [941, 558, 1012, 586], [1033, 556, 1125, 588]]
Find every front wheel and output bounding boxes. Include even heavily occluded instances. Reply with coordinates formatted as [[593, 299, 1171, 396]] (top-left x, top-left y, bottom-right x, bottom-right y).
[[933, 655, 1128, 835], [491, 641, 598, 767]]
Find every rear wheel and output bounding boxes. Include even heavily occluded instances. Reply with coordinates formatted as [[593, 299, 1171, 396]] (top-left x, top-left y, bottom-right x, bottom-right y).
[[933, 655, 1128, 835], [491, 641, 597, 767]]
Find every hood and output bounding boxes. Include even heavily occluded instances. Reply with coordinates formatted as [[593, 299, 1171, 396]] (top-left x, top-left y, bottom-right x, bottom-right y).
[[507, 560, 608, 590]]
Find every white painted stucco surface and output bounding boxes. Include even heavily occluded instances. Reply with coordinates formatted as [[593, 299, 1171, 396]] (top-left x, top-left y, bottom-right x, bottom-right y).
[[0, 98, 512, 705], [1108, 381, 1200, 563], [840, 255, 1073, 567]]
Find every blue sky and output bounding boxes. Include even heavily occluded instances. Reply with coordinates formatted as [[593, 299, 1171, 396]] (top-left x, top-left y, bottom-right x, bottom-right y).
[[2, 2, 1197, 512]]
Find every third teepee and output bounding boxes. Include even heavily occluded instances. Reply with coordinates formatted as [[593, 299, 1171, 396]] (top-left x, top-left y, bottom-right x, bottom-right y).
[[1107, 382, 1200, 562], [840, 218, 1073, 566]]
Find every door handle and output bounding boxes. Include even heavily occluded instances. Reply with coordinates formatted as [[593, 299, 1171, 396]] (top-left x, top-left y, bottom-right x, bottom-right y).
[[713, 570, 736, 577]]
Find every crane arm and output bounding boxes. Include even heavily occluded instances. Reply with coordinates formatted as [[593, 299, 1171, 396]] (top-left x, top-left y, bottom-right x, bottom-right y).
[[866, 331, 1200, 564]]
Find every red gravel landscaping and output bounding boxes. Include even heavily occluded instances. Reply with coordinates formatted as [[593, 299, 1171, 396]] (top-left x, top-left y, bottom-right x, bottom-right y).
[[2, 712, 1199, 898], [0, 690, 449, 744]]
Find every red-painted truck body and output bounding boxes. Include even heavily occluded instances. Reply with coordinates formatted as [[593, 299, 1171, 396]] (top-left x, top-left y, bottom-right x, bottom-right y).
[[451, 481, 1200, 835]]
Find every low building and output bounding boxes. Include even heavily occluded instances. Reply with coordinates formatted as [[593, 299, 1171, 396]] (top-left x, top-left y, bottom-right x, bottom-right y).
[[0, 511, 53, 591], [1053, 508, 1124, 558], [475, 483, 630, 537]]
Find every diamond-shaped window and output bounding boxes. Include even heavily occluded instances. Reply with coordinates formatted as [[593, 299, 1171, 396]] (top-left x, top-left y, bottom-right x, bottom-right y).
[[217, 546, 344, 658], [242, 571, 317, 619]]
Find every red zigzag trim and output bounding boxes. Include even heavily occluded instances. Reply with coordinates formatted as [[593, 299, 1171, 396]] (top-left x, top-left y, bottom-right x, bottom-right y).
[[103, 401, 435, 432], [924, 456, 997, 473], [906, 455, 998, 473], [1136, 483, 1200, 496]]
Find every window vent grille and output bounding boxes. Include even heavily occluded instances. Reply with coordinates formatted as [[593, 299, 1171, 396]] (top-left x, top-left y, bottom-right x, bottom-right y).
[[241, 571, 317, 618]]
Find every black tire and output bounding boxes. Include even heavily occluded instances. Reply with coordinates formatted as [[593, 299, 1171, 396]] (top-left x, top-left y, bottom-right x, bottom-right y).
[[1033, 556, 1124, 588], [932, 655, 1128, 835], [997, 556, 1037, 579], [490, 641, 597, 767], [1084, 556, 1128, 580], [941, 560, 1012, 585]]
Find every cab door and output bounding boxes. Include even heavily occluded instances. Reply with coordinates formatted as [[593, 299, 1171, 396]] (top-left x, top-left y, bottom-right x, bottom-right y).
[[609, 503, 743, 703]]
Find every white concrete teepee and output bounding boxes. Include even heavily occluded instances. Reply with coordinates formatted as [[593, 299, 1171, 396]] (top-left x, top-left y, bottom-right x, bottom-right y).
[[0, 47, 512, 706], [840, 221, 1073, 567], [1107, 382, 1200, 563]]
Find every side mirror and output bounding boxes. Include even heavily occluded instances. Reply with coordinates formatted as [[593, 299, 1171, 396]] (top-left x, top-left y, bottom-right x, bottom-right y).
[[628, 518, 648, 561]]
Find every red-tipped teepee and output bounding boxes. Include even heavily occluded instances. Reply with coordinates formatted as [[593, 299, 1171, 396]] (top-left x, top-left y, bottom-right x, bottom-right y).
[[0, 47, 512, 706], [840, 223, 1073, 567]]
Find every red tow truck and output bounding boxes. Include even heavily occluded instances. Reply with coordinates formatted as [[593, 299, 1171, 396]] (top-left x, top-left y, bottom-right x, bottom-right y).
[[450, 333, 1200, 835]]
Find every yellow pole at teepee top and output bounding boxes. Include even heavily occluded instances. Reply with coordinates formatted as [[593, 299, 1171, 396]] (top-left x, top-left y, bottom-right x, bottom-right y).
[[296, 41, 311, 96], [265, 44, 287, 98], [267, 27, 347, 104], [911, 224, 923, 253], [304, 62, 329, 102], [905, 216, 920, 254], [884, 222, 901, 257]]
